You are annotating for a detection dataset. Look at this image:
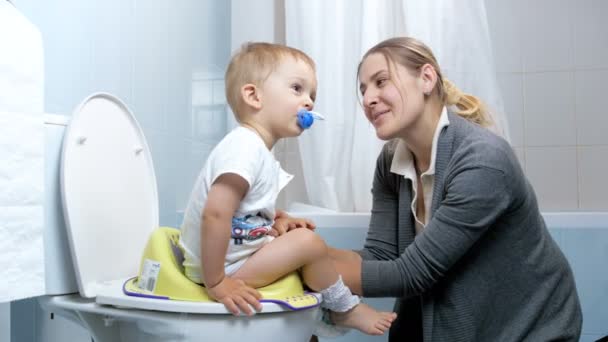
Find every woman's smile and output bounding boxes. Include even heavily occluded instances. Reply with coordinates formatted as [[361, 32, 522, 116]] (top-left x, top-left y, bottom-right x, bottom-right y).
[[372, 109, 390, 125]]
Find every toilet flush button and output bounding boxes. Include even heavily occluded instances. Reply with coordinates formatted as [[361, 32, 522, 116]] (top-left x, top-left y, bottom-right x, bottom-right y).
[[134, 146, 143, 155], [77, 136, 87, 144]]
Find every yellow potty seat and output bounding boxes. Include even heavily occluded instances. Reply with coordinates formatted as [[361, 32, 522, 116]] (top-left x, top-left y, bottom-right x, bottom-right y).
[[124, 227, 320, 311]]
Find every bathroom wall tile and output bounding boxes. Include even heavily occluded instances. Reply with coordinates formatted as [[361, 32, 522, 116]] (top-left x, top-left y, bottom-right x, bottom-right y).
[[42, 1, 96, 114], [177, 140, 214, 212], [573, 0, 608, 69], [89, 0, 134, 106], [525, 147, 578, 211], [190, 105, 227, 142], [578, 146, 608, 211], [166, 0, 229, 139], [192, 0, 231, 70], [132, 1, 170, 132], [496, 72, 524, 147], [166, 4, 194, 140], [145, 131, 179, 227], [484, 0, 524, 73], [521, 0, 574, 72], [166, 0, 232, 216], [575, 69, 608, 146], [562, 228, 608, 334], [523, 72, 576, 146], [212, 80, 226, 104]]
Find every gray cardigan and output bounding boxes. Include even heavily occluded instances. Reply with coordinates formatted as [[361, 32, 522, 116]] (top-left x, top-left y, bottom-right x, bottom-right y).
[[359, 113, 582, 341]]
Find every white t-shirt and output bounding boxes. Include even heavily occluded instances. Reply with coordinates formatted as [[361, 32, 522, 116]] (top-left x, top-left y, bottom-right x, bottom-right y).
[[179, 126, 293, 283]]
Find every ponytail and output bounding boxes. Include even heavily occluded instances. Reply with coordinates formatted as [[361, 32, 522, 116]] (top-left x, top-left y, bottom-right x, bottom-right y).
[[442, 79, 493, 128]]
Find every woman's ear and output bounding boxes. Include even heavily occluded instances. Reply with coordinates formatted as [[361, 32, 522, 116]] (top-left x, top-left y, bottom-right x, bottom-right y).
[[241, 83, 263, 110], [419, 64, 438, 95]]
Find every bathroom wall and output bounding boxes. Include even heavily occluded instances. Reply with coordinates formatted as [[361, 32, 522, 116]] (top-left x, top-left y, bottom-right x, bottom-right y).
[[485, 0, 608, 211], [14, 0, 232, 227], [10, 0, 231, 341], [277, 0, 608, 212]]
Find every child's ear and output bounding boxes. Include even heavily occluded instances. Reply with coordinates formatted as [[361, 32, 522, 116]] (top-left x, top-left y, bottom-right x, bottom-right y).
[[241, 83, 262, 110]]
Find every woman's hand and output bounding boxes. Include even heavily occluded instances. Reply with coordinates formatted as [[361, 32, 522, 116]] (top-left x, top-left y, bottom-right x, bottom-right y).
[[328, 247, 363, 295], [206, 276, 263, 316], [271, 214, 316, 237]]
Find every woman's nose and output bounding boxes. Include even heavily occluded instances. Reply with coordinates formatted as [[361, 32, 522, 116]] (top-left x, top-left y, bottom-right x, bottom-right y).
[[363, 92, 378, 108]]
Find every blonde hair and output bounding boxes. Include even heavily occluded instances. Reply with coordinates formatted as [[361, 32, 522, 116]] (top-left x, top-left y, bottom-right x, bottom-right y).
[[358, 37, 492, 128], [225, 42, 316, 121]]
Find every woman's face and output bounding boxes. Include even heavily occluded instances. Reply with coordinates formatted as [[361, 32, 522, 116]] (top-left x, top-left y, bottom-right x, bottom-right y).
[[358, 53, 427, 140]]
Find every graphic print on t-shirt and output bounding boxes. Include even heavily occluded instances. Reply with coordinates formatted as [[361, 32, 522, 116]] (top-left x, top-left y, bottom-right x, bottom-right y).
[[231, 214, 272, 245]]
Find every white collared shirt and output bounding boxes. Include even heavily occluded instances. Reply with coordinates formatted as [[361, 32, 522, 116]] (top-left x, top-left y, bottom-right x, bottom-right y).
[[390, 107, 450, 234]]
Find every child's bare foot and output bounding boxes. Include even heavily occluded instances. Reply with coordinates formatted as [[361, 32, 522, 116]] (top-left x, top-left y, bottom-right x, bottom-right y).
[[330, 303, 397, 335]]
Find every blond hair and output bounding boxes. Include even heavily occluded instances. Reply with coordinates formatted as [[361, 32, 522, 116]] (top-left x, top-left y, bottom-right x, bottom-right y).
[[358, 37, 492, 127], [225, 42, 316, 121]]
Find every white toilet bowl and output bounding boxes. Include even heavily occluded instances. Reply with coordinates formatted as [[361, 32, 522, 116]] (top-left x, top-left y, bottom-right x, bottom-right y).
[[38, 93, 321, 342], [39, 294, 319, 342]]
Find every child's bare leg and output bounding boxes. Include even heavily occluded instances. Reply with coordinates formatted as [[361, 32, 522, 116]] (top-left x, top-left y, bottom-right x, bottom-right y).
[[232, 229, 396, 335], [232, 228, 340, 290]]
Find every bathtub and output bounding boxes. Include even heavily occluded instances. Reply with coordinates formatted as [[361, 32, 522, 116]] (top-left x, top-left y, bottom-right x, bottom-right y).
[[292, 211, 608, 342]]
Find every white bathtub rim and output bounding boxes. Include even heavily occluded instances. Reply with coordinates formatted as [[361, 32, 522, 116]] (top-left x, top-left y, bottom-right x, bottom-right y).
[[288, 211, 608, 230]]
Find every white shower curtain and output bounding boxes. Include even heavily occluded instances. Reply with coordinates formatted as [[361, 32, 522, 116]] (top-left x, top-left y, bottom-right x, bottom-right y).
[[285, 0, 508, 212]]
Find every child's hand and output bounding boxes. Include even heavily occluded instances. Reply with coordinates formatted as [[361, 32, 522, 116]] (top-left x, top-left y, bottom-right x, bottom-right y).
[[272, 216, 316, 236], [267, 227, 280, 237], [207, 276, 262, 316]]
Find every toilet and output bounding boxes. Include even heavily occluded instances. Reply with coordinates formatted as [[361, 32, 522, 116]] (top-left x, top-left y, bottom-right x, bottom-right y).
[[37, 93, 321, 342]]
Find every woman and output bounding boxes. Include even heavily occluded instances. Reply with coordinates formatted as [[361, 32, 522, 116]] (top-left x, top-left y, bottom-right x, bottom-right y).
[[328, 37, 582, 341]]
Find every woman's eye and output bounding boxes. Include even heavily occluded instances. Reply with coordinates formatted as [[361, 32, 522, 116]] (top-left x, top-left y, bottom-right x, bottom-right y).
[[376, 78, 387, 87]]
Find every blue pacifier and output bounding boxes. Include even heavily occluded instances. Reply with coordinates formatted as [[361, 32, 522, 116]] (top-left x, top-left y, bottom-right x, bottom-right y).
[[297, 109, 326, 129]]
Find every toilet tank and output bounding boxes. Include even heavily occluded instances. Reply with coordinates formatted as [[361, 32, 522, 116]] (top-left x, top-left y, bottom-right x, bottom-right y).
[[43, 113, 78, 295]]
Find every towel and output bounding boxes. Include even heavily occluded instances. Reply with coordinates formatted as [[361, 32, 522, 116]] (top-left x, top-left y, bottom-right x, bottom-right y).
[[0, 1, 46, 303]]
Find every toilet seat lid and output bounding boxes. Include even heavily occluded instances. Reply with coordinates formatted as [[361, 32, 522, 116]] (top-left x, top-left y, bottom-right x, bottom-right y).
[[61, 93, 159, 298]]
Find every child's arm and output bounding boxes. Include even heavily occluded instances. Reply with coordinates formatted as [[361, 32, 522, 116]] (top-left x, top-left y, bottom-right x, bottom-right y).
[[201, 173, 262, 315]]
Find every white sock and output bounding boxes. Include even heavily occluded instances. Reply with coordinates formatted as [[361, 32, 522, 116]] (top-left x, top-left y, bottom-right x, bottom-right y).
[[319, 276, 360, 313]]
